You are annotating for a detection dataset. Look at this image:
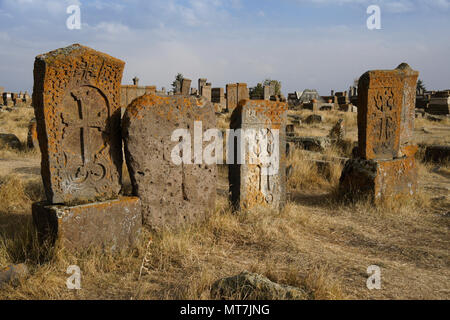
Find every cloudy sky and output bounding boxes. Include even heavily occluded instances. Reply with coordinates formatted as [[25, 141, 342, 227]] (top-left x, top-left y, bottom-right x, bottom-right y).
[[0, 0, 449, 94]]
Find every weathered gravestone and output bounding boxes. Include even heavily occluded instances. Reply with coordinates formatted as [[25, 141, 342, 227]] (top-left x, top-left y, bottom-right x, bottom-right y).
[[32, 44, 141, 251], [27, 118, 38, 149], [198, 78, 207, 96], [32, 44, 124, 204], [122, 94, 217, 229], [181, 78, 192, 96], [229, 99, 287, 211], [339, 63, 419, 202], [212, 87, 225, 104], [202, 84, 212, 101], [226, 83, 238, 112], [226, 83, 249, 113]]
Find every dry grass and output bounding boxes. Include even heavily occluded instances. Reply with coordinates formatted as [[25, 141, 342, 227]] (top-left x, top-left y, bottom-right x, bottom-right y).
[[0, 107, 448, 300], [0, 108, 37, 160]]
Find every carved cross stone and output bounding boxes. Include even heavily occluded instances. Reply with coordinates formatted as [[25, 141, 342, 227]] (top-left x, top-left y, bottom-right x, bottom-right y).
[[33, 44, 125, 204]]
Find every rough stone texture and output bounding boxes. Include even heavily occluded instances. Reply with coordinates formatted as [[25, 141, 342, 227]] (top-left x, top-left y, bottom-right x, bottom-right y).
[[357, 63, 419, 160], [122, 94, 217, 229], [263, 85, 270, 101], [121, 85, 156, 108], [181, 78, 192, 96], [340, 64, 419, 203], [202, 84, 212, 101], [226, 83, 238, 112], [427, 91, 450, 115], [229, 99, 287, 211], [32, 197, 141, 252], [339, 156, 417, 202], [237, 83, 250, 104], [329, 119, 345, 141], [27, 118, 38, 149], [0, 264, 29, 288], [32, 44, 125, 204], [211, 271, 307, 300], [0, 133, 21, 149], [198, 78, 207, 96]]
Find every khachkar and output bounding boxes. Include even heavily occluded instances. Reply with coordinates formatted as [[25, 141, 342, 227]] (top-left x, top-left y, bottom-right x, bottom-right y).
[[32, 44, 141, 251], [339, 63, 419, 202], [122, 94, 217, 229], [229, 100, 287, 211]]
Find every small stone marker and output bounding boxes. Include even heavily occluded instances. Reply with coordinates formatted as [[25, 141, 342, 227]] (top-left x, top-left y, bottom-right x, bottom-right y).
[[122, 94, 217, 229], [202, 84, 212, 101], [226, 83, 238, 112], [32, 43, 124, 204], [181, 78, 192, 96], [339, 63, 419, 202], [229, 99, 287, 211], [226, 83, 249, 113], [27, 118, 38, 149]]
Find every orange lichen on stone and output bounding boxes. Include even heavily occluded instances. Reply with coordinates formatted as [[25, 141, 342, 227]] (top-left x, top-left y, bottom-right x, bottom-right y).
[[229, 99, 287, 212], [340, 63, 419, 204], [357, 63, 419, 160], [339, 156, 417, 202], [33, 43, 125, 204], [32, 197, 142, 252]]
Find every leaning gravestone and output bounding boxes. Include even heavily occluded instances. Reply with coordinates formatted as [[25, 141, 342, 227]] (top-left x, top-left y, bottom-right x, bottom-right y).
[[32, 44, 141, 251], [122, 94, 217, 229], [339, 63, 419, 202], [229, 99, 287, 211]]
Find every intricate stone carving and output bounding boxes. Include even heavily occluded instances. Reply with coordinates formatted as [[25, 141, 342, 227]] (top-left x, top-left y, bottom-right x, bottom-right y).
[[33, 44, 125, 204]]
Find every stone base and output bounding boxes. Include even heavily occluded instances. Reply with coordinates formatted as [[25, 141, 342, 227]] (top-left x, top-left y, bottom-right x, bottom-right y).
[[339, 156, 417, 202], [32, 197, 142, 252]]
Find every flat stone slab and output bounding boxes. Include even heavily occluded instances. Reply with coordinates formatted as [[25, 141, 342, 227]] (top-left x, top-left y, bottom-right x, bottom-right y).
[[122, 94, 217, 230], [32, 197, 142, 252]]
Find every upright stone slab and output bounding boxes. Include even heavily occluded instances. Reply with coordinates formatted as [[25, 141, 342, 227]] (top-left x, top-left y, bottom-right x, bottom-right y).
[[226, 84, 238, 112], [229, 100, 287, 211], [340, 63, 419, 202], [32, 44, 125, 204], [357, 63, 418, 160], [212, 87, 225, 104], [198, 78, 207, 96], [263, 86, 270, 100], [428, 91, 450, 115], [122, 94, 217, 229], [181, 78, 192, 96], [237, 83, 249, 104], [202, 84, 212, 101]]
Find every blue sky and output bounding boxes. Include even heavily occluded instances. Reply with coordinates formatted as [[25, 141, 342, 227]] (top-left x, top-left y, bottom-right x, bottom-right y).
[[0, 0, 449, 94]]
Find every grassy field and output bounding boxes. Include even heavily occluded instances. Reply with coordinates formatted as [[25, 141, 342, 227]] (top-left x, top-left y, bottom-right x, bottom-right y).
[[0, 107, 449, 300]]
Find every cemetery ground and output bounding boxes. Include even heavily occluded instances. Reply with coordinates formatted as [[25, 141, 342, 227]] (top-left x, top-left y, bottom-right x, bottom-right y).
[[0, 107, 449, 300]]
